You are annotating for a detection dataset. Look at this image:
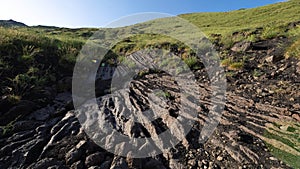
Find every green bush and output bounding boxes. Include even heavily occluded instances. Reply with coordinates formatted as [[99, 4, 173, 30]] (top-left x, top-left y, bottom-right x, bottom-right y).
[[184, 56, 198, 69]]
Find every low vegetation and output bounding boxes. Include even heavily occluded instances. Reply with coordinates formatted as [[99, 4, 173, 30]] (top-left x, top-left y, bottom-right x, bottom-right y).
[[265, 121, 300, 169]]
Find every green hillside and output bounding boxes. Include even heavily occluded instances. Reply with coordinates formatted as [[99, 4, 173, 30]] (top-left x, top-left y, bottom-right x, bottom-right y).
[[1, 0, 300, 99], [180, 0, 300, 35]]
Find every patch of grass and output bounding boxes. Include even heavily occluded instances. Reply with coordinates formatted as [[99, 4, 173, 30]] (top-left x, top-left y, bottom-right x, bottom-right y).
[[264, 121, 300, 168], [228, 62, 244, 70], [183, 56, 199, 69], [285, 37, 300, 59], [0, 115, 21, 136], [264, 130, 298, 151], [6, 94, 21, 104], [180, 0, 300, 37], [272, 122, 282, 129], [246, 34, 257, 42], [220, 35, 235, 49], [266, 143, 300, 169], [154, 90, 174, 100], [253, 69, 264, 77], [261, 26, 286, 39], [225, 71, 236, 77], [287, 126, 296, 133], [221, 58, 232, 67], [138, 69, 149, 77]]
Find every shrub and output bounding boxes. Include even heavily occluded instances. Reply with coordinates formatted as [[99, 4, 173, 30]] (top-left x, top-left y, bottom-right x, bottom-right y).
[[8, 73, 47, 96], [184, 56, 198, 69]]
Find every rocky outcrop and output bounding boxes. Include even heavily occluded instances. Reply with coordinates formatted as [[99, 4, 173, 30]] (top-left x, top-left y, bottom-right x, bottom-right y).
[[0, 69, 298, 169], [0, 37, 299, 169]]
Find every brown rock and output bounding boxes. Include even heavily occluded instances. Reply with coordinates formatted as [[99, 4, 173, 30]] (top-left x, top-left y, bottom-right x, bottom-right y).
[[231, 41, 252, 52], [292, 113, 300, 122]]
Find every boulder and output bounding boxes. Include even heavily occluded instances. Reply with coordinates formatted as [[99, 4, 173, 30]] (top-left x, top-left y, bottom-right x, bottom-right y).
[[231, 41, 252, 52], [65, 148, 83, 165], [85, 152, 105, 167]]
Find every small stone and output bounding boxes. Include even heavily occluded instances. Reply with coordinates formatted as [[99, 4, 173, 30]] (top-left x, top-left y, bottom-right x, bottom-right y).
[[188, 159, 196, 166], [293, 104, 300, 109], [217, 156, 223, 161], [269, 157, 277, 161], [76, 140, 87, 149], [292, 114, 300, 122], [265, 55, 274, 63], [256, 89, 262, 94]]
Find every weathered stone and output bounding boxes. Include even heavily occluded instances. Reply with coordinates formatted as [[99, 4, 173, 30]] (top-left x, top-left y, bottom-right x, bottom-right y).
[[66, 148, 83, 165], [231, 41, 252, 52], [292, 113, 300, 122], [85, 152, 105, 167], [29, 106, 55, 121], [143, 159, 166, 169], [110, 157, 129, 169], [70, 160, 84, 169]]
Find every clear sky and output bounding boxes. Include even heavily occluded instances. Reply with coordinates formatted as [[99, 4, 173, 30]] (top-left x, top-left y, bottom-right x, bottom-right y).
[[0, 0, 286, 28]]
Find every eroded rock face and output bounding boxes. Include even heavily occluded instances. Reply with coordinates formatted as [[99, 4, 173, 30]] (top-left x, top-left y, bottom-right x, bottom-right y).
[[0, 72, 297, 169], [1, 38, 299, 169]]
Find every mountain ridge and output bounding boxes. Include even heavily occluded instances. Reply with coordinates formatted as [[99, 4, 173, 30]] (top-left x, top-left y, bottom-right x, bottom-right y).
[[0, 19, 27, 28]]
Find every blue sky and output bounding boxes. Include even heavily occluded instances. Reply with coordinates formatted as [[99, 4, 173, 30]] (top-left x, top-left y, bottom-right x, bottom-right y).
[[0, 0, 286, 28]]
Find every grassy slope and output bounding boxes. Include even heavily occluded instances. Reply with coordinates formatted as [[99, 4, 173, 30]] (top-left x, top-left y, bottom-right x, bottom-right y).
[[179, 0, 300, 35]]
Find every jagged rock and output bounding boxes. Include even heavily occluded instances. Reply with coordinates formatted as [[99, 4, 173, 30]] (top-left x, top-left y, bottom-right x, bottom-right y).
[[265, 55, 285, 64], [100, 160, 112, 169], [231, 41, 252, 52], [292, 113, 300, 122], [296, 62, 300, 74], [110, 157, 129, 169], [85, 152, 105, 167], [71, 160, 84, 169], [29, 106, 55, 121], [89, 166, 101, 169], [65, 148, 83, 165], [1, 38, 299, 169]]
